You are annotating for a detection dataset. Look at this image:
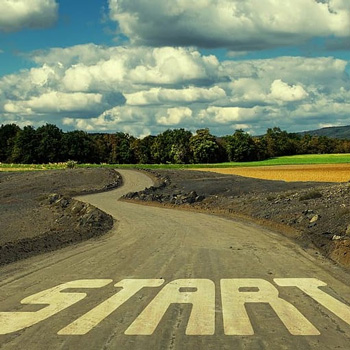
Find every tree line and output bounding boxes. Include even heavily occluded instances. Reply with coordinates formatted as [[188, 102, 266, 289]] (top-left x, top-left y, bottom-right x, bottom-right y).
[[1, 123, 350, 164]]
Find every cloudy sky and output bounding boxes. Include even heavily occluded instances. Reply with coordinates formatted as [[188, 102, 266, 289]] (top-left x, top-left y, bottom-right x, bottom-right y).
[[1, 0, 350, 136]]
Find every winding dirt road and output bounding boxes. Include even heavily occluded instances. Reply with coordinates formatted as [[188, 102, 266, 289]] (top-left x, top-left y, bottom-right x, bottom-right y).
[[0, 170, 350, 350]]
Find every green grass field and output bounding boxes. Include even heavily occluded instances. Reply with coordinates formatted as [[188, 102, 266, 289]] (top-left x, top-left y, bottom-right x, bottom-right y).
[[0, 153, 349, 171]]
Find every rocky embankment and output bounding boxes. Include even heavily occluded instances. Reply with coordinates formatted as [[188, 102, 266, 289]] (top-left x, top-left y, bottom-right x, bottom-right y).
[[236, 183, 350, 267], [122, 170, 205, 205]]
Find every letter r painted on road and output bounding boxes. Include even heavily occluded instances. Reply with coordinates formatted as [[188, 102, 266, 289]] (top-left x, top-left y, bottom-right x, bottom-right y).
[[0, 280, 113, 335], [221, 279, 320, 335]]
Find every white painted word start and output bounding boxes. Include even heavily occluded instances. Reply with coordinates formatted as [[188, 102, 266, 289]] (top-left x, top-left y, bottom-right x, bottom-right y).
[[1, 278, 349, 336]]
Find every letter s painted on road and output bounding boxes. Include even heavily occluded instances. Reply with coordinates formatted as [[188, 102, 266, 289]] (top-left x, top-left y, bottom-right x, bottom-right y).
[[0, 279, 112, 335]]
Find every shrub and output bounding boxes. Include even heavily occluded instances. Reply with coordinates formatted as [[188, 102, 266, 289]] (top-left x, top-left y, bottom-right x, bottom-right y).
[[66, 160, 78, 169]]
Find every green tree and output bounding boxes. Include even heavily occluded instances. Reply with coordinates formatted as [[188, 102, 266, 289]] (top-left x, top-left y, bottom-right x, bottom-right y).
[[298, 134, 314, 154], [316, 136, 337, 154], [113, 132, 135, 164], [298, 134, 337, 154], [36, 124, 63, 163], [252, 137, 269, 160], [151, 129, 192, 164], [263, 127, 297, 157], [335, 139, 350, 153], [0, 124, 20, 162], [189, 128, 220, 163], [223, 129, 259, 162], [91, 134, 110, 163], [92, 132, 136, 164], [151, 130, 173, 164], [11, 126, 39, 163], [169, 129, 192, 164], [62, 130, 98, 163], [132, 135, 156, 164]]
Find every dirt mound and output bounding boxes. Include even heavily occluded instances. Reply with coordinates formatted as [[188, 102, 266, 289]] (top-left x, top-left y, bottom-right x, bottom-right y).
[[0, 168, 121, 265]]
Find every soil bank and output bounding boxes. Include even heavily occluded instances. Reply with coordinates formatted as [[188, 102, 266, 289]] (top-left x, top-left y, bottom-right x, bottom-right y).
[[0, 168, 121, 265]]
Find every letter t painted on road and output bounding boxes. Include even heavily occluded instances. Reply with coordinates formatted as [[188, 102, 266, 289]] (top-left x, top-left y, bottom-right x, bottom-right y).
[[221, 279, 320, 336], [274, 278, 350, 326], [58, 279, 165, 335]]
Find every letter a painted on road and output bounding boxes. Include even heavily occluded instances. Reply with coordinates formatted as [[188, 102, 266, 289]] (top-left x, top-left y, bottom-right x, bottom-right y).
[[125, 279, 215, 335]]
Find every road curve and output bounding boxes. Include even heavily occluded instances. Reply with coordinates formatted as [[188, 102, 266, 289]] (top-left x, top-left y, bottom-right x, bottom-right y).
[[0, 169, 350, 350]]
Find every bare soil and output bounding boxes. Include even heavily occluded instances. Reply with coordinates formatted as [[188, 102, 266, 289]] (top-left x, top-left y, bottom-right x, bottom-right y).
[[2, 167, 349, 269], [0, 168, 121, 265], [125, 169, 350, 269], [2, 170, 350, 350], [198, 164, 350, 182]]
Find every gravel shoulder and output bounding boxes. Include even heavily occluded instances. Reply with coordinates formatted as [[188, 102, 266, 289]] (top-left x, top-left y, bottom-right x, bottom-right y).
[[123, 169, 350, 269], [0, 168, 121, 265]]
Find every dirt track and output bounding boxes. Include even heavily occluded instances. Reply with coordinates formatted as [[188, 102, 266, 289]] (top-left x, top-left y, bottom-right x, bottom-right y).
[[127, 169, 350, 268], [0, 170, 350, 350]]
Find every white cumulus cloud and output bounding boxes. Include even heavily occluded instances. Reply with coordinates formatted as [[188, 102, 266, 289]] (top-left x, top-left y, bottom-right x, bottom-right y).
[[157, 107, 193, 126], [199, 106, 263, 124], [1, 44, 350, 136], [109, 0, 350, 50], [269, 79, 309, 102], [0, 0, 58, 32], [59, 46, 219, 92], [4, 92, 103, 114], [125, 86, 226, 106]]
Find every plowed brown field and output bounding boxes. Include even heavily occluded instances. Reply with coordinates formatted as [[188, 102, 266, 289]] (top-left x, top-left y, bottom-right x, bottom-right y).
[[196, 164, 350, 182]]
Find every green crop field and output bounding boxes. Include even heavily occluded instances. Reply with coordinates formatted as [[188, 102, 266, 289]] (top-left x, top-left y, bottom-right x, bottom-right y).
[[86, 153, 350, 169], [0, 153, 349, 171]]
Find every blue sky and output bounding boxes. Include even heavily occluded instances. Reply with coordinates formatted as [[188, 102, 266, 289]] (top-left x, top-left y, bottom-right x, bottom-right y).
[[0, 0, 116, 75], [1, 0, 350, 136]]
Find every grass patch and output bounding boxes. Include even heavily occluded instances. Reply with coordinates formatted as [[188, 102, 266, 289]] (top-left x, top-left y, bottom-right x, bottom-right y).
[[184, 154, 350, 169], [79, 153, 350, 169], [1, 153, 349, 172], [0, 163, 67, 171]]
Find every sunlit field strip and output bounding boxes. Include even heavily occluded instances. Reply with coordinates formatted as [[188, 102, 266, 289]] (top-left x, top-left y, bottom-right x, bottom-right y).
[[0, 154, 349, 172], [196, 164, 350, 183]]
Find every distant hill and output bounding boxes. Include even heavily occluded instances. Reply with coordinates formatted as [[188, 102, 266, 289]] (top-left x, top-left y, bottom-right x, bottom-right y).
[[298, 125, 350, 139]]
